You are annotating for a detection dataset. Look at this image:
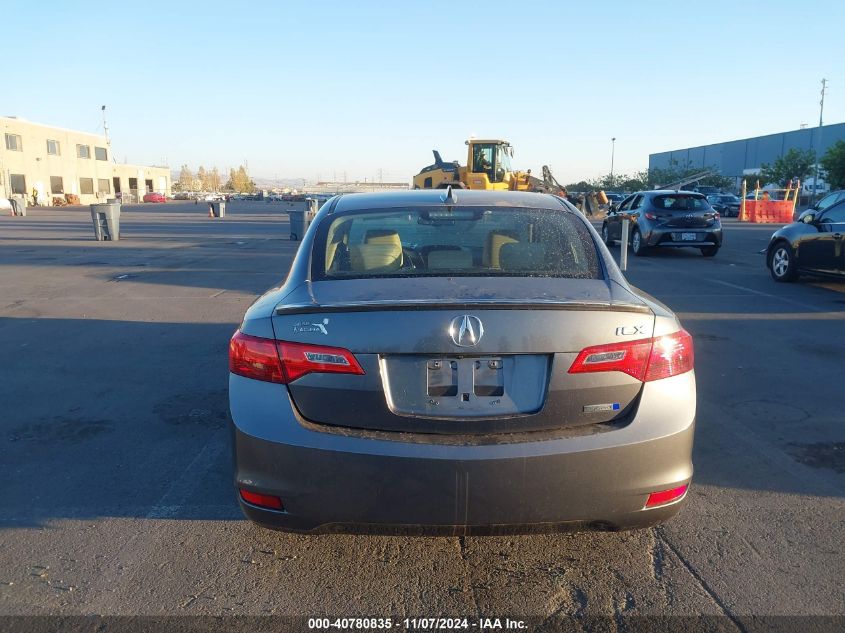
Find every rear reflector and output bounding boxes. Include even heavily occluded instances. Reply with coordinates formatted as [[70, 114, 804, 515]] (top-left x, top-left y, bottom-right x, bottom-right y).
[[239, 488, 284, 510], [644, 484, 688, 508], [229, 331, 364, 384], [568, 329, 694, 382]]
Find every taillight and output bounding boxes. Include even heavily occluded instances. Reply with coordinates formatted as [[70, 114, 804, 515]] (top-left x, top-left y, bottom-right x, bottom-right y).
[[229, 331, 286, 383], [644, 212, 657, 220], [229, 331, 364, 384], [276, 340, 365, 382], [568, 329, 693, 382]]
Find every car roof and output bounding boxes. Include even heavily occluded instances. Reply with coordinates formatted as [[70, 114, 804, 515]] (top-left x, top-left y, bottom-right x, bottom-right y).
[[330, 189, 567, 212], [646, 190, 707, 197]]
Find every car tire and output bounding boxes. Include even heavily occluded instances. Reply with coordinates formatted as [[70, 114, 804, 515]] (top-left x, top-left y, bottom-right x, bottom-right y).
[[700, 245, 719, 257], [631, 228, 648, 256], [768, 242, 798, 282], [601, 223, 614, 246]]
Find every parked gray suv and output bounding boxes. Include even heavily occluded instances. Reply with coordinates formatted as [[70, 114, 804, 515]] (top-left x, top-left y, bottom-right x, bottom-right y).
[[601, 190, 723, 257]]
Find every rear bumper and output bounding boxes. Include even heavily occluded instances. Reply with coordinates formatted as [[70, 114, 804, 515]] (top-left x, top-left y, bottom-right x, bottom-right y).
[[646, 226, 722, 248], [230, 372, 695, 533]]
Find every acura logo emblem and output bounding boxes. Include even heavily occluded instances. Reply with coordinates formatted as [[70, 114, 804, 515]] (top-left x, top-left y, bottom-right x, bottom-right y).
[[449, 315, 484, 347]]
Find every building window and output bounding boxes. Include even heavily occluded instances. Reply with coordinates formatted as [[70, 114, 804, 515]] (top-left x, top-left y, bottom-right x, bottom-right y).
[[98, 179, 110, 194], [50, 176, 64, 194], [47, 139, 61, 155], [80, 178, 94, 195], [5, 134, 22, 151], [95, 146, 108, 161], [10, 174, 26, 194], [77, 144, 90, 159]]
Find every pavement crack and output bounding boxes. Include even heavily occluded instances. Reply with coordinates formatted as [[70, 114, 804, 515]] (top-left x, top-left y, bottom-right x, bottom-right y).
[[656, 527, 748, 632], [650, 528, 666, 581], [454, 536, 480, 618]]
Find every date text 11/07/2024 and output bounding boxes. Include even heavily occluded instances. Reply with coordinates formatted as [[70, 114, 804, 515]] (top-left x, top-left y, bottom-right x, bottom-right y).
[[307, 617, 528, 630]]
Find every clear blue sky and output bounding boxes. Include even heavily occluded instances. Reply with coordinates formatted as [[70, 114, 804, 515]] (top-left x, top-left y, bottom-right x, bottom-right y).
[[6, 0, 844, 184]]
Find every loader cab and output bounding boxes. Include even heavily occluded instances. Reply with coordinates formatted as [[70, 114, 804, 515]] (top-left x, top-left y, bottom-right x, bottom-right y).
[[467, 140, 513, 189]]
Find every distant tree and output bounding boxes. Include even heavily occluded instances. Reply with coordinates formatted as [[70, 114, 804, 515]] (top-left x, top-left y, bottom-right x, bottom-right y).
[[209, 167, 221, 192], [760, 148, 815, 187], [564, 180, 595, 192], [820, 140, 845, 189], [178, 165, 193, 191], [197, 166, 209, 191], [224, 166, 252, 192]]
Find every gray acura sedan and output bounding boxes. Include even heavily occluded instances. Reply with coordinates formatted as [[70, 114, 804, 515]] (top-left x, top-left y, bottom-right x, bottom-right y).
[[229, 189, 695, 534]]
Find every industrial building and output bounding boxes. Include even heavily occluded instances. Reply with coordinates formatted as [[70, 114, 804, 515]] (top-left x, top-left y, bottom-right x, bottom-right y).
[[1, 116, 170, 205], [649, 122, 845, 187]]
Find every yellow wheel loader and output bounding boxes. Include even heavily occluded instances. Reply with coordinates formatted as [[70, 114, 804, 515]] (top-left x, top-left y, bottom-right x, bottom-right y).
[[412, 139, 567, 196]]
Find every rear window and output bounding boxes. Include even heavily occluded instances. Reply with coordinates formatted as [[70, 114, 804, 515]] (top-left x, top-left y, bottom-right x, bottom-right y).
[[314, 206, 601, 280], [652, 195, 711, 211]]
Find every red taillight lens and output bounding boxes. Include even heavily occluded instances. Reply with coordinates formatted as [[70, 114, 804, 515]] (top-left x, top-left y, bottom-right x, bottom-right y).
[[229, 331, 364, 384], [277, 340, 365, 383], [645, 484, 688, 508], [239, 488, 284, 510], [644, 212, 657, 220], [643, 329, 694, 382], [568, 329, 693, 382], [229, 331, 285, 383]]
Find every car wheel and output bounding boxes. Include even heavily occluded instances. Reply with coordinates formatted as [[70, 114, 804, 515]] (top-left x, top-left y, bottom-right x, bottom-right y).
[[601, 223, 614, 246], [700, 245, 719, 257], [769, 242, 798, 282], [631, 228, 648, 256]]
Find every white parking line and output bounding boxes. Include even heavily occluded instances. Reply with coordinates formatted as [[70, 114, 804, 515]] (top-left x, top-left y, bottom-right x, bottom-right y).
[[707, 279, 829, 313]]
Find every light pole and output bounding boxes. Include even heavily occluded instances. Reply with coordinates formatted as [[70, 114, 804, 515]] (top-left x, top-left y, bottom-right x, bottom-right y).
[[811, 79, 827, 205], [610, 137, 616, 188]]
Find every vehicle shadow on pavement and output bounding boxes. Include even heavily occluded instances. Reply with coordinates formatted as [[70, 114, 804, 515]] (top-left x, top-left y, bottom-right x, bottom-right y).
[[0, 317, 241, 528]]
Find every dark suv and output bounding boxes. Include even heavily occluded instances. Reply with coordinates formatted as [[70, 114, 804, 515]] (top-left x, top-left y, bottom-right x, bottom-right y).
[[601, 190, 723, 257]]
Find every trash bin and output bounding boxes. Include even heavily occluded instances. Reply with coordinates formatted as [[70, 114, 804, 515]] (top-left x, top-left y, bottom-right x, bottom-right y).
[[209, 201, 226, 217], [10, 197, 27, 217], [90, 202, 121, 241]]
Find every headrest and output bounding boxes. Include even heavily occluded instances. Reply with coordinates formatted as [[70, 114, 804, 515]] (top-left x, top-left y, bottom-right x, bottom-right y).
[[484, 231, 519, 268], [349, 230, 402, 272]]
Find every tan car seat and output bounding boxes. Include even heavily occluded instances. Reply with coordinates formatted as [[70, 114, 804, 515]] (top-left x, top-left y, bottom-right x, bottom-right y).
[[349, 230, 403, 273], [483, 231, 519, 269]]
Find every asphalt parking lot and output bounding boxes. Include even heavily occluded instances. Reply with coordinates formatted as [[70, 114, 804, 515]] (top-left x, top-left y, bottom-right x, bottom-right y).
[[1, 202, 844, 630]]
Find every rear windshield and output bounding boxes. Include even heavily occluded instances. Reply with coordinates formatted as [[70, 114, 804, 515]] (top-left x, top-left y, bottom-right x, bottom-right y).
[[652, 195, 711, 211], [314, 206, 601, 280]]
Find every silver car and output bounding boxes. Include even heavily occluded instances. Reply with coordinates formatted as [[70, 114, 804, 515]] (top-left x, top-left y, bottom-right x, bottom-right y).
[[229, 189, 695, 534]]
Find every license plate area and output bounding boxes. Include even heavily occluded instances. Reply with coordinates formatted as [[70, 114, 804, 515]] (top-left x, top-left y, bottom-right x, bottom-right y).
[[427, 357, 504, 398], [382, 354, 550, 419], [672, 232, 700, 241]]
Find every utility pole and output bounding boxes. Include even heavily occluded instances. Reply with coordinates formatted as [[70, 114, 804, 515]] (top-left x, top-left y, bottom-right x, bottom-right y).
[[102, 105, 109, 146], [610, 137, 616, 187], [811, 79, 827, 205]]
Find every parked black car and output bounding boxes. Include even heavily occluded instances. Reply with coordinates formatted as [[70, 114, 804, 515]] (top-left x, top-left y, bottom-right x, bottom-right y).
[[707, 194, 741, 217], [798, 190, 845, 220], [766, 199, 845, 282], [601, 190, 723, 257]]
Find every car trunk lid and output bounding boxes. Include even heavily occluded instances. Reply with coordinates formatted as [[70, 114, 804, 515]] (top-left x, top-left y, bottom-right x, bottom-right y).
[[271, 278, 655, 435]]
